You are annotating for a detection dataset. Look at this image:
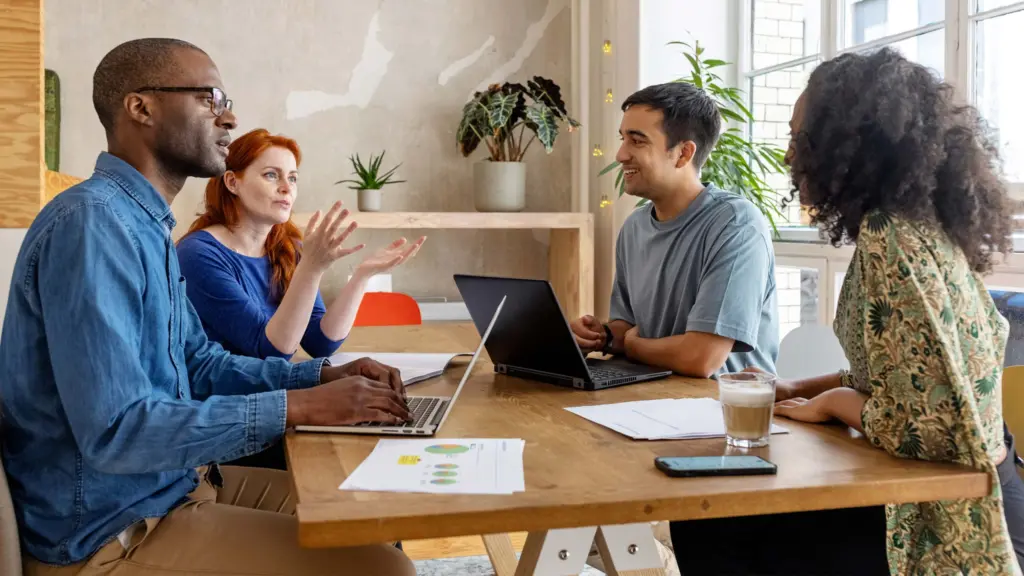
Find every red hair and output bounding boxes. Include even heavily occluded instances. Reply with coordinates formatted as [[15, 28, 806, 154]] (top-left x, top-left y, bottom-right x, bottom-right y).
[[182, 128, 303, 301]]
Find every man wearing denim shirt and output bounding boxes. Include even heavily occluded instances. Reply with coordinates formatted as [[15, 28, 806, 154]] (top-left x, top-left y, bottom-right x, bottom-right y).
[[0, 39, 414, 576]]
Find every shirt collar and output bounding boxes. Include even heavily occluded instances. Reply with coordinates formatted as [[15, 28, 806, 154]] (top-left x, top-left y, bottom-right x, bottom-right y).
[[648, 183, 715, 231], [94, 152, 177, 229]]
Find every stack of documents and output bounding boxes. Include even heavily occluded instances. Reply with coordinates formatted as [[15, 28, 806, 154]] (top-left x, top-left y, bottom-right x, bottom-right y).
[[339, 438, 525, 495], [566, 398, 788, 441], [328, 352, 471, 386]]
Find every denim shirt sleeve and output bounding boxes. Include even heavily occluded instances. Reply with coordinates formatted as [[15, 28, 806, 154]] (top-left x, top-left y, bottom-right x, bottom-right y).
[[35, 204, 316, 473], [181, 293, 326, 398]]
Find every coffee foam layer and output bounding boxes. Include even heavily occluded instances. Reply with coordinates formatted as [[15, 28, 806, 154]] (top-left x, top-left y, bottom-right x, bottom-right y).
[[720, 384, 774, 407]]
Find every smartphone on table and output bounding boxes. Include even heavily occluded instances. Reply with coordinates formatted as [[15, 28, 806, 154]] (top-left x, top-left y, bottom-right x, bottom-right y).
[[654, 455, 777, 478]]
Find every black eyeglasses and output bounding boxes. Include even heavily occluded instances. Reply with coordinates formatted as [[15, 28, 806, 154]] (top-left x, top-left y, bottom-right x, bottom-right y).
[[132, 86, 233, 117]]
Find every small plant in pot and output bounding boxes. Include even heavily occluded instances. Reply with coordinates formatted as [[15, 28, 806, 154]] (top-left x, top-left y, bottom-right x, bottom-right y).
[[335, 151, 405, 212], [457, 76, 580, 212]]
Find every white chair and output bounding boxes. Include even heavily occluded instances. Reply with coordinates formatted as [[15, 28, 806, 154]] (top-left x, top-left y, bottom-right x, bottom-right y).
[[776, 324, 850, 381]]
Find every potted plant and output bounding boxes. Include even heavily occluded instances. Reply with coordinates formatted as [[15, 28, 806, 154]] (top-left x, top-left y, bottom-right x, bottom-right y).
[[599, 40, 787, 235], [457, 76, 580, 212], [335, 151, 405, 212]]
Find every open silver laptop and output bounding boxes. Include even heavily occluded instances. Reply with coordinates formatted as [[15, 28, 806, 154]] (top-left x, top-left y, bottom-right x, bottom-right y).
[[295, 295, 505, 436]]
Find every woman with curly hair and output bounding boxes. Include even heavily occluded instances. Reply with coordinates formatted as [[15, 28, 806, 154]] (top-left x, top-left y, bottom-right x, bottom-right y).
[[672, 48, 1024, 575]]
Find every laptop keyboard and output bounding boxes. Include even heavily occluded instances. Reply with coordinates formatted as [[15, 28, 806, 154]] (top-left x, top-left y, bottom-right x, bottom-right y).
[[589, 365, 637, 381], [354, 396, 445, 428]]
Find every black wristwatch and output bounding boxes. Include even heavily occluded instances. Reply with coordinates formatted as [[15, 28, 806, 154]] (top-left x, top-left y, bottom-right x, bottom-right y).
[[602, 324, 615, 355]]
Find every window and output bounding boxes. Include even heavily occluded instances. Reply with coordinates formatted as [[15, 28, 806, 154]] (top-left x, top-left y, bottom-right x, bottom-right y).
[[744, 0, 1024, 230], [748, 1, 821, 226], [841, 0, 944, 48], [973, 6, 1024, 183], [775, 262, 823, 340], [749, 61, 817, 224], [850, 0, 889, 44]]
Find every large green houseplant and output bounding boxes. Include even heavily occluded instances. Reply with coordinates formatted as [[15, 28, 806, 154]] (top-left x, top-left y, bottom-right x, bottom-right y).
[[457, 76, 580, 212], [600, 41, 787, 234]]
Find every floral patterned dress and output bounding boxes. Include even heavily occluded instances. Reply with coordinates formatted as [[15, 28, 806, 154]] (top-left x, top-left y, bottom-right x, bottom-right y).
[[835, 211, 1019, 575]]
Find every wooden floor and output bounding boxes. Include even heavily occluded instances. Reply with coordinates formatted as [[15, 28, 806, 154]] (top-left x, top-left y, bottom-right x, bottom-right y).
[[403, 533, 527, 561]]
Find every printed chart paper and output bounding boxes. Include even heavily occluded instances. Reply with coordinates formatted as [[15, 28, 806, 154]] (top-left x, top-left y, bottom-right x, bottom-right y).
[[339, 438, 525, 495], [566, 398, 788, 440]]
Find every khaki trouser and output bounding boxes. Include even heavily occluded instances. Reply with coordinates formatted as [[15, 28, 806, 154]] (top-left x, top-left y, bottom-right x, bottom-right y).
[[25, 466, 415, 576]]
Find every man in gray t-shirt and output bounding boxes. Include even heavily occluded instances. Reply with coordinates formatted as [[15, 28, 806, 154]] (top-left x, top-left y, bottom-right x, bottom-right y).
[[571, 82, 778, 378]]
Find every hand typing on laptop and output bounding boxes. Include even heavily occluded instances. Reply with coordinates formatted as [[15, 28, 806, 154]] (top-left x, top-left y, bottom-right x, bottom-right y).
[[286, 376, 412, 427], [321, 356, 407, 401]]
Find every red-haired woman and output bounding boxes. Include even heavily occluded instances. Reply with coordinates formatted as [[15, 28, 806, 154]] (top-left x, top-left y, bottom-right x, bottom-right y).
[[176, 128, 423, 360]]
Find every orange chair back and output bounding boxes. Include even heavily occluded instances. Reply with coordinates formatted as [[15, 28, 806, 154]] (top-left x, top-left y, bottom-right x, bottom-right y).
[[353, 292, 422, 327]]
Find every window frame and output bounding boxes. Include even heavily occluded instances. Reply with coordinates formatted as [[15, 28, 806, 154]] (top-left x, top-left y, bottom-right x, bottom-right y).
[[737, 0, 1024, 331], [742, 0, 1024, 234]]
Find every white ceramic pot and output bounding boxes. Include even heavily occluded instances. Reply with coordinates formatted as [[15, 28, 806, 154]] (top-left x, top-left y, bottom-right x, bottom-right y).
[[357, 188, 382, 212], [473, 161, 526, 212]]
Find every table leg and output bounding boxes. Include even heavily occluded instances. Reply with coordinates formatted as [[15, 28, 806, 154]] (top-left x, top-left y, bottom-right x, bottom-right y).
[[482, 533, 519, 576], [502, 522, 664, 576], [514, 527, 596, 576], [594, 524, 666, 576]]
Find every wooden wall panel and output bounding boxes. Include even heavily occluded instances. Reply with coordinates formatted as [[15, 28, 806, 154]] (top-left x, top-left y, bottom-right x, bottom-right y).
[[44, 169, 80, 203], [0, 0, 43, 228]]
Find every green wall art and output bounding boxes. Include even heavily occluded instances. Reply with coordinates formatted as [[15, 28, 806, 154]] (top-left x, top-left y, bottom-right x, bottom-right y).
[[44, 69, 60, 171]]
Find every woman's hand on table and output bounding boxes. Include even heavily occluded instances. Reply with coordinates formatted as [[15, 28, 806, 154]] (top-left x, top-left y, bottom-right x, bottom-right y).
[[741, 366, 797, 401], [774, 396, 832, 423], [772, 388, 868, 433]]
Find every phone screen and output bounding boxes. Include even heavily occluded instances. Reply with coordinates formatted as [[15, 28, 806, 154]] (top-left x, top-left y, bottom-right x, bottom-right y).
[[655, 455, 777, 477]]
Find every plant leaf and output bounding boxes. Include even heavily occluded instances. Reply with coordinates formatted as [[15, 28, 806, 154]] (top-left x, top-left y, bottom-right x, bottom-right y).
[[527, 76, 569, 118], [336, 151, 403, 190], [525, 103, 558, 152], [487, 92, 518, 132], [456, 97, 488, 157], [598, 160, 621, 176]]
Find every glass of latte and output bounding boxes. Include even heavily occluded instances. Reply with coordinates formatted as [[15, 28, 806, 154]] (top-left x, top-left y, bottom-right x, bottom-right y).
[[719, 372, 776, 448]]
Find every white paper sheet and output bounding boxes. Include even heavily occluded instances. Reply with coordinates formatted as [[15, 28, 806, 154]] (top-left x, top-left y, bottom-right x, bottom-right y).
[[566, 398, 788, 440], [339, 438, 526, 495], [328, 352, 472, 385]]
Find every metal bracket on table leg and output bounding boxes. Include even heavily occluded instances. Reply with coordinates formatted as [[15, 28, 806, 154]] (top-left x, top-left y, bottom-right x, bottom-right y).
[[514, 526, 597, 576], [595, 523, 666, 576]]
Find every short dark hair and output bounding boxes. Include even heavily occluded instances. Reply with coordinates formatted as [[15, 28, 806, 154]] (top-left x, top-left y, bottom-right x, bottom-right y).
[[92, 38, 206, 133], [621, 82, 721, 169]]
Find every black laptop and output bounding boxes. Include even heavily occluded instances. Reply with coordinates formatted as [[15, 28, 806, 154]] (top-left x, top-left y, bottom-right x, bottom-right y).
[[453, 274, 672, 390]]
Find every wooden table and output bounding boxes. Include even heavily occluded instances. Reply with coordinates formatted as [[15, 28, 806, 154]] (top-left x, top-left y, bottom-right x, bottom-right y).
[[285, 324, 990, 575]]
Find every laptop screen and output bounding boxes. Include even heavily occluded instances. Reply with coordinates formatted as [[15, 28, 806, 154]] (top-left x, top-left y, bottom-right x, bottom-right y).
[[434, 295, 506, 431]]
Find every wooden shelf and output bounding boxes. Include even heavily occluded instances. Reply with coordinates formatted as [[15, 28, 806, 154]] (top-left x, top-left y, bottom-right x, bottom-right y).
[[291, 211, 591, 230], [294, 211, 595, 319]]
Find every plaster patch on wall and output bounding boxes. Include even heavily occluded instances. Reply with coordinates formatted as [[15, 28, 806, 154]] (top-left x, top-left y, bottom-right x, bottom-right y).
[[286, 10, 393, 119], [467, 0, 567, 100], [438, 35, 495, 86]]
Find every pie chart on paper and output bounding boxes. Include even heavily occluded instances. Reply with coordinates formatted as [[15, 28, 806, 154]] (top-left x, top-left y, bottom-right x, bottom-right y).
[[425, 444, 471, 455]]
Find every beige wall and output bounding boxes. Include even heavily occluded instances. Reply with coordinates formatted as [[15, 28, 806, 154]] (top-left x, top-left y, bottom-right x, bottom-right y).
[[43, 0, 572, 301]]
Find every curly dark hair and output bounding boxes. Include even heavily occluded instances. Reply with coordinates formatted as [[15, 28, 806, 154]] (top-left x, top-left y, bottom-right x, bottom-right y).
[[788, 47, 1013, 274]]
